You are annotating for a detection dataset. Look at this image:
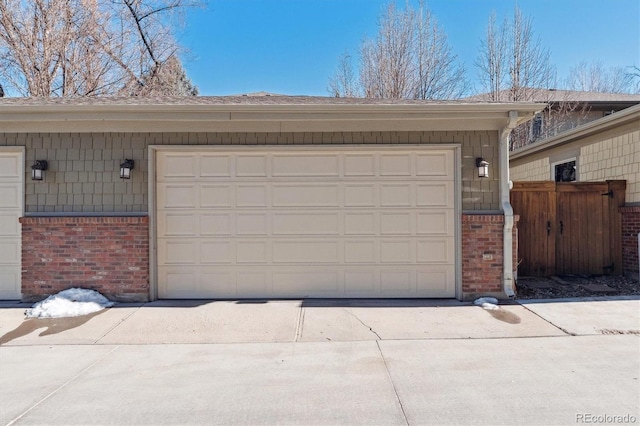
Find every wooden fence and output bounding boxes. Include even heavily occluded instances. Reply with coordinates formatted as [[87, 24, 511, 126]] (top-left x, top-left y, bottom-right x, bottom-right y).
[[511, 181, 626, 277]]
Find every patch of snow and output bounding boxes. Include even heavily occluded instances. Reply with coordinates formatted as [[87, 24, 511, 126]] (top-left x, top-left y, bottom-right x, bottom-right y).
[[481, 302, 500, 311], [25, 288, 114, 319], [473, 297, 499, 306]]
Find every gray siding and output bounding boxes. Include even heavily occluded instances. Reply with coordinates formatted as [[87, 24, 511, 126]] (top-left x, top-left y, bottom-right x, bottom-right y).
[[0, 131, 500, 212]]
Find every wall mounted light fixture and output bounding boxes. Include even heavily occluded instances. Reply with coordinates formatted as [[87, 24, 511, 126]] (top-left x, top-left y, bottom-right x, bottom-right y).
[[31, 160, 48, 181], [476, 158, 489, 178], [120, 159, 134, 179]]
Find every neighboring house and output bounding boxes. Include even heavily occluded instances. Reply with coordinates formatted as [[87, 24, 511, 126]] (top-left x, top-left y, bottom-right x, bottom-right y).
[[0, 96, 542, 302], [510, 104, 640, 279], [466, 89, 640, 150]]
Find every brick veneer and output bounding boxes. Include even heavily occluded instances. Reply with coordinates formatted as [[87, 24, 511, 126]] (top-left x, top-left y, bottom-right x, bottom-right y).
[[18, 214, 516, 302], [19, 216, 149, 302], [621, 206, 640, 279], [461, 214, 518, 300]]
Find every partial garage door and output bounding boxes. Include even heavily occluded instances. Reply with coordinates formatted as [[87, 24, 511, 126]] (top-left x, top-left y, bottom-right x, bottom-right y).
[[156, 147, 456, 298], [0, 150, 23, 300]]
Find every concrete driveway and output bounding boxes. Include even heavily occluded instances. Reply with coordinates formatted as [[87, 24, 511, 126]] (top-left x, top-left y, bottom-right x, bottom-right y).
[[0, 298, 572, 346], [1, 297, 638, 425]]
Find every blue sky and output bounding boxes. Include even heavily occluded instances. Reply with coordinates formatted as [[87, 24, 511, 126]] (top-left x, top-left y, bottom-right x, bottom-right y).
[[182, 0, 639, 96]]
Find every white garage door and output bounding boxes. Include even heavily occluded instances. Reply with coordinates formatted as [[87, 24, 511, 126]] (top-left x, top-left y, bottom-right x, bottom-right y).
[[156, 147, 456, 299], [0, 150, 23, 300]]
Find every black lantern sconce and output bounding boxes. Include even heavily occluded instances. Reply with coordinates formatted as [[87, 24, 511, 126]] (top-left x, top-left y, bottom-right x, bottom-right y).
[[120, 159, 134, 179], [476, 158, 489, 178], [31, 160, 48, 181]]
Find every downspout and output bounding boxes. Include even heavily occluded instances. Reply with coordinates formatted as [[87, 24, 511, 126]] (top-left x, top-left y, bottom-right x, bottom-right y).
[[500, 111, 519, 298]]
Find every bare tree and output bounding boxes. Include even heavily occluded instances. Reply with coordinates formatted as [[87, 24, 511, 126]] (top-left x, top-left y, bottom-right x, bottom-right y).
[[566, 61, 638, 94], [329, 1, 467, 100], [476, 6, 555, 101], [328, 51, 358, 97], [476, 12, 507, 101], [0, 0, 198, 97], [629, 66, 640, 93]]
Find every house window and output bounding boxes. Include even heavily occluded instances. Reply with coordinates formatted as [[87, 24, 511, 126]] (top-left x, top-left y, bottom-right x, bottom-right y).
[[554, 160, 576, 182]]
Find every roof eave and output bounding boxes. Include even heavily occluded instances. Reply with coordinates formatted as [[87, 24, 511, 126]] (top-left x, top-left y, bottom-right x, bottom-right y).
[[0, 102, 545, 133], [510, 104, 640, 161]]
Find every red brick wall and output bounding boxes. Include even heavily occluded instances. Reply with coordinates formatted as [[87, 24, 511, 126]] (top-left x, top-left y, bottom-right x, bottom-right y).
[[621, 206, 640, 279], [461, 214, 518, 299], [19, 216, 149, 302]]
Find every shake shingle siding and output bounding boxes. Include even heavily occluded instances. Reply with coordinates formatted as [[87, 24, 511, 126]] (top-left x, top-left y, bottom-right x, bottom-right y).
[[0, 130, 501, 213]]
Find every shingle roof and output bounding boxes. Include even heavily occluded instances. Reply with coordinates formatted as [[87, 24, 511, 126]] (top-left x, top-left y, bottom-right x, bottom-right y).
[[0, 94, 532, 107], [464, 88, 640, 103]]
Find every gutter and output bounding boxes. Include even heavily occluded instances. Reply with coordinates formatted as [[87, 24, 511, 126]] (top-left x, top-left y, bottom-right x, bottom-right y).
[[500, 111, 519, 298]]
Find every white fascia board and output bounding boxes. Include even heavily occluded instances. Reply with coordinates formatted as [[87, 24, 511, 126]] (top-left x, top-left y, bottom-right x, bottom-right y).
[[0, 102, 545, 133]]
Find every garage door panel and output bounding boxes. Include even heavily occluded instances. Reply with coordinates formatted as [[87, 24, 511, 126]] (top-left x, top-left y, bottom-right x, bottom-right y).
[[273, 240, 340, 263], [0, 185, 20, 209], [200, 241, 234, 264], [156, 147, 457, 299], [380, 240, 413, 263], [273, 270, 340, 296], [237, 271, 270, 295], [381, 154, 412, 176], [0, 155, 20, 179], [272, 154, 339, 177], [416, 151, 453, 178], [417, 238, 455, 264], [272, 212, 339, 235], [200, 184, 232, 208], [236, 241, 269, 264], [417, 182, 454, 208], [0, 271, 19, 299], [159, 269, 197, 298], [199, 271, 236, 298], [380, 212, 412, 235], [200, 154, 231, 177], [201, 213, 234, 236], [380, 270, 413, 294], [236, 155, 268, 177], [417, 211, 455, 235], [344, 270, 377, 295], [158, 240, 198, 265], [158, 212, 198, 237], [158, 184, 197, 209], [236, 213, 268, 235], [344, 184, 376, 207], [236, 185, 268, 207], [0, 151, 22, 300], [380, 184, 412, 206], [345, 212, 376, 235], [0, 213, 20, 236], [158, 153, 198, 179], [272, 184, 339, 207], [0, 240, 20, 263], [418, 267, 455, 296], [344, 154, 375, 176], [345, 240, 377, 263]]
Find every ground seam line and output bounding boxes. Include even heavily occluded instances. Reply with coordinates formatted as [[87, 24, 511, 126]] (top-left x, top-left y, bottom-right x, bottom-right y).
[[376, 340, 409, 426], [294, 304, 304, 342], [6, 345, 120, 426], [518, 303, 575, 336], [93, 305, 145, 344], [344, 308, 382, 340]]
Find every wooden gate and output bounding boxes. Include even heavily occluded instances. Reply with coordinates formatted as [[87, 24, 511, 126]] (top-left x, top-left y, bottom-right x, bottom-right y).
[[511, 181, 625, 277]]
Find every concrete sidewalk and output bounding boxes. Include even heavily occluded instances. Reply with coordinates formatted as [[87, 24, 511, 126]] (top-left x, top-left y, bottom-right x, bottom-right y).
[[1, 297, 639, 425]]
